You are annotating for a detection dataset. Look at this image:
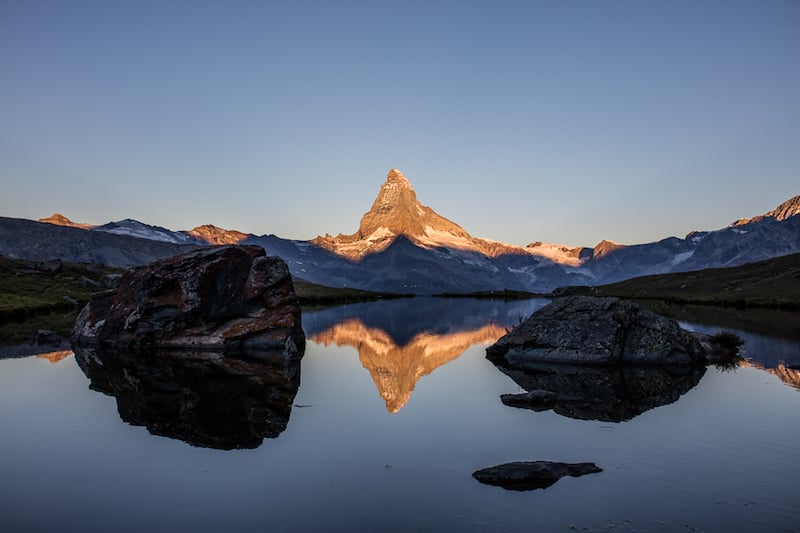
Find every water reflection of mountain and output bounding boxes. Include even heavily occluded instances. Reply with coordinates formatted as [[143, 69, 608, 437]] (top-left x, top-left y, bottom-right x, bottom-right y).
[[36, 350, 72, 364], [741, 361, 800, 391], [313, 320, 507, 412], [305, 298, 549, 412], [492, 361, 706, 423], [680, 321, 800, 392], [303, 297, 548, 345], [73, 348, 301, 449]]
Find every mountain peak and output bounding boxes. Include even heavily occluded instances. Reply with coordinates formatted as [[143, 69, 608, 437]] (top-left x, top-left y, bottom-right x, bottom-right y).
[[38, 213, 94, 229], [312, 168, 473, 258], [730, 194, 800, 227], [765, 194, 800, 221], [187, 224, 248, 245], [387, 168, 412, 188]]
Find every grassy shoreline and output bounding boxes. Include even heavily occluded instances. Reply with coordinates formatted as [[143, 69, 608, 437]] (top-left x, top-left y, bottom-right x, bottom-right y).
[[552, 252, 800, 311]]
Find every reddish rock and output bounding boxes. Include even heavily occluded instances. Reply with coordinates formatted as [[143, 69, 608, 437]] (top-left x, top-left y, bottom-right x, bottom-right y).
[[72, 245, 304, 356]]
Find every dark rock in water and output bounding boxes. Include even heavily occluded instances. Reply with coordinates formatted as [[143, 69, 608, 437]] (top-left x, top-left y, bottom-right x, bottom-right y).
[[500, 389, 557, 408], [472, 461, 602, 491], [73, 346, 301, 449], [493, 361, 705, 422], [72, 245, 305, 356], [487, 296, 711, 366]]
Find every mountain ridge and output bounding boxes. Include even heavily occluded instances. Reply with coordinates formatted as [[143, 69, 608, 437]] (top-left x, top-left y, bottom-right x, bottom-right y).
[[7, 168, 800, 294]]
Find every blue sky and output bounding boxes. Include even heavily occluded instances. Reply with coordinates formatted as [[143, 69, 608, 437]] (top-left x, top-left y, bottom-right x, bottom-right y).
[[1, 0, 798, 247]]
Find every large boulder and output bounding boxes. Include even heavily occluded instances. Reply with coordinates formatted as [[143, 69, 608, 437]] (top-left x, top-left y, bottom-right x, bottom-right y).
[[487, 296, 713, 366], [72, 245, 305, 356]]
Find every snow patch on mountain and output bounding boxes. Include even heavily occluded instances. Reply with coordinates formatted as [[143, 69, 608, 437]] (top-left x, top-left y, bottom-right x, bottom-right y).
[[524, 242, 584, 267], [97, 220, 195, 244]]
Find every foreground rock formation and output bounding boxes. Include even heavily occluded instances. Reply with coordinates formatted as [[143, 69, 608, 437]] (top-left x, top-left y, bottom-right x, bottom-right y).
[[472, 461, 602, 491], [72, 245, 305, 355], [487, 296, 725, 366]]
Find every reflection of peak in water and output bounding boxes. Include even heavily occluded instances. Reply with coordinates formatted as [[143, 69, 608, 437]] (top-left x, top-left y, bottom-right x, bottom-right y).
[[741, 360, 800, 391], [36, 350, 73, 364], [312, 319, 507, 413], [302, 297, 548, 347]]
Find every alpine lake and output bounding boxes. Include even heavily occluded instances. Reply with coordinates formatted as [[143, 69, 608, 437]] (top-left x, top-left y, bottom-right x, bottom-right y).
[[1, 297, 798, 532]]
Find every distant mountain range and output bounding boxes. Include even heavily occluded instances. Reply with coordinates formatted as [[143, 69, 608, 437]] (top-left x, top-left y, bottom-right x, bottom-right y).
[[1, 168, 798, 294]]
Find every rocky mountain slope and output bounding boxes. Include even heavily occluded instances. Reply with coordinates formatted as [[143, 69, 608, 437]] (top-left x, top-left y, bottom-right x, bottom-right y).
[[2, 170, 798, 294], [312, 168, 585, 266]]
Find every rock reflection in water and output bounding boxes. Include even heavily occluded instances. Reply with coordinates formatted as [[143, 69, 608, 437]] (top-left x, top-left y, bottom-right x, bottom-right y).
[[493, 361, 705, 422], [73, 347, 301, 449], [312, 320, 507, 412]]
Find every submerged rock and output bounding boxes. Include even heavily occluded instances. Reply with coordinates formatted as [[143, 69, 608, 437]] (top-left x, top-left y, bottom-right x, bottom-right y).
[[472, 461, 602, 491], [487, 296, 713, 366], [72, 245, 305, 356]]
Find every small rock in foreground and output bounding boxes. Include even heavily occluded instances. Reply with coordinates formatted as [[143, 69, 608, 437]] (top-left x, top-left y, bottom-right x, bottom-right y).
[[473, 461, 602, 491]]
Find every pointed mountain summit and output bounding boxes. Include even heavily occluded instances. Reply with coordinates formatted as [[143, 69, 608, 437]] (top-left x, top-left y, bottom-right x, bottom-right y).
[[312, 168, 585, 266], [358, 168, 471, 241], [313, 168, 476, 259]]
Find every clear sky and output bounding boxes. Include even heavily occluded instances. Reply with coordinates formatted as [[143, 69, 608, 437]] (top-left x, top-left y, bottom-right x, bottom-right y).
[[1, 0, 798, 248]]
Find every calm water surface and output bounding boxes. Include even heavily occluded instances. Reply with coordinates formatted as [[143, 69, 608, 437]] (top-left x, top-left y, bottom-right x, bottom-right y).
[[1, 298, 799, 532]]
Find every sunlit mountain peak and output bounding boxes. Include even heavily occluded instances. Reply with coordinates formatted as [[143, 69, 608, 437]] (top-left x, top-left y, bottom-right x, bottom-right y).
[[187, 224, 248, 245], [38, 213, 94, 229], [311, 168, 588, 266], [386, 168, 412, 187]]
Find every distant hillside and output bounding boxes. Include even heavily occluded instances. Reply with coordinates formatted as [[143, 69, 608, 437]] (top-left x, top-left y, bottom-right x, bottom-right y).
[[294, 281, 410, 306], [554, 253, 800, 309]]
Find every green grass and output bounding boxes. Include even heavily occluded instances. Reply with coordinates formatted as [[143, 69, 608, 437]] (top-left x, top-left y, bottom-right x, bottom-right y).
[[0, 255, 120, 320], [0, 255, 122, 345], [293, 280, 411, 306], [553, 252, 800, 310], [435, 289, 544, 300]]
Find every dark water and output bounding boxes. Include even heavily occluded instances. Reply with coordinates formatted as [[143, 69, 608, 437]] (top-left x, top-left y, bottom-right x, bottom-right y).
[[1, 298, 799, 532]]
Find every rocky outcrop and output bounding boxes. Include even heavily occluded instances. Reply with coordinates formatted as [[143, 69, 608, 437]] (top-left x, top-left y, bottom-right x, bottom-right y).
[[187, 224, 248, 245], [72, 245, 305, 356], [487, 296, 714, 366], [472, 461, 602, 491], [73, 346, 300, 449]]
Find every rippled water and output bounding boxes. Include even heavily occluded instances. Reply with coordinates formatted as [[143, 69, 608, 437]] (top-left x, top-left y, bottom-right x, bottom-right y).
[[1, 298, 798, 532]]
